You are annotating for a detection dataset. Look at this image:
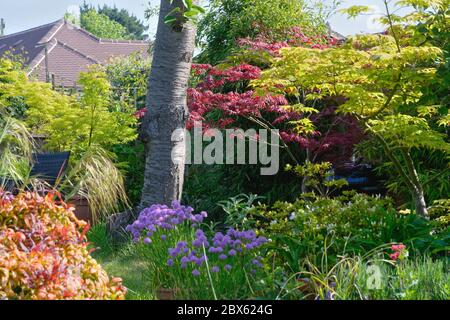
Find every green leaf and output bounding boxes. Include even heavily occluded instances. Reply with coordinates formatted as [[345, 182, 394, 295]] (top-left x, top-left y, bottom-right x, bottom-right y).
[[164, 15, 177, 25], [339, 6, 372, 19], [192, 5, 206, 13]]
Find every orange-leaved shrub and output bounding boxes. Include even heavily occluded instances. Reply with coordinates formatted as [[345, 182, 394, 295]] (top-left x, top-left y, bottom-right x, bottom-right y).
[[0, 191, 126, 300]]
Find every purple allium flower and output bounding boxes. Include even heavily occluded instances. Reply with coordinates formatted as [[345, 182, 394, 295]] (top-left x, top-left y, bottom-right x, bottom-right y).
[[177, 241, 187, 248], [252, 259, 263, 268], [195, 229, 205, 237], [208, 246, 223, 253], [192, 269, 201, 276], [211, 266, 220, 273], [193, 239, 203, 247], [129, 201, 268, 277], [181, 256, 189, 264], [195, 257, 205, 267], [169, 247, 180, 257], [222, 235, 232, 245], [233, 239, 242, 247], [126, 201, 207, 244], [214, 232, 224, 241]]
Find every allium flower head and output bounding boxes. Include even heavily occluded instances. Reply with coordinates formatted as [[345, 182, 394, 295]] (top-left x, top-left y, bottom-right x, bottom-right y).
[[126, 201, 206, 243], [211, 266, 220, 273]]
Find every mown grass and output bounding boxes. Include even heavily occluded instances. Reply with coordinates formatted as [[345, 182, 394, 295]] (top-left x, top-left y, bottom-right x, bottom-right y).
[[87, 223, 155, 300]]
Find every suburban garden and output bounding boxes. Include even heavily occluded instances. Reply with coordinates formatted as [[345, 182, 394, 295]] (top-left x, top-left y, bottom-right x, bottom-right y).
[[0, 0, 449, 300]]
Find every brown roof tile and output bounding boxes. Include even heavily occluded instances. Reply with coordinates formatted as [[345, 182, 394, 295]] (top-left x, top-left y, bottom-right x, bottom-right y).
[[0, 19, 150, 86]]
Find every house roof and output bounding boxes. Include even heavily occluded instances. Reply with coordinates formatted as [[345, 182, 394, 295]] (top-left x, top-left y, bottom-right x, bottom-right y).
[[326, 23, 347, 41], [0, 19, 150, 86]]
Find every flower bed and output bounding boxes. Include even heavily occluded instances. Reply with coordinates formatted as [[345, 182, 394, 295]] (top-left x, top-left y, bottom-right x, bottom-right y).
[[127, 201, 268, 299]]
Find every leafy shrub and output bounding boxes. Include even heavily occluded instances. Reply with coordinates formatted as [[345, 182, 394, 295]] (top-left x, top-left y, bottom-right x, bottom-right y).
[[127, 201, 268, 299], [242, 192, 448, 271], [80, 9, 130, 40], [106, 53, 151, 111], [196, 0, 332, 64], [0, 59, 134, 220], [112, 141, 145, 207], [0, 191, 126, 300]]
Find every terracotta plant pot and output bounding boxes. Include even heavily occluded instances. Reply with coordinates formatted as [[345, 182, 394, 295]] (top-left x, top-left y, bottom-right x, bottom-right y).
[[70, 195, 92, 224], [156, 288, 176, 300]]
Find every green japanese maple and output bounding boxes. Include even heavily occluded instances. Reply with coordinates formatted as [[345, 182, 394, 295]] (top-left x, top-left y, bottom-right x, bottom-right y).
[[0, 59, 134, 219], [24, 65, 137, 158], [252, 0, 450, 217]]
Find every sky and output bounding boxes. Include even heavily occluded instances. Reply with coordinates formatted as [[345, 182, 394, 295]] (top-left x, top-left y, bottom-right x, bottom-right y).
[[0, 0, 390, 39]]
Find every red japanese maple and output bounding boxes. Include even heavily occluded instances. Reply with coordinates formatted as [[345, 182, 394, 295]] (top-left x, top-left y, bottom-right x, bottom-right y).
[[187, 29, 363, 166]]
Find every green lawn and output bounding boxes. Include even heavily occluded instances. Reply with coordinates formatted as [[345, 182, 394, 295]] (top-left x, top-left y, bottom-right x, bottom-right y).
[[88, 224, 155, 300]]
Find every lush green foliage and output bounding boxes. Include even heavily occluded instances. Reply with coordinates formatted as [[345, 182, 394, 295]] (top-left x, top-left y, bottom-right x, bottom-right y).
[[0, 192, 126, 300], [196, 0, 333, 64], [163, 0, 206, 27], [105, 53, 151, 111], [252, 5, 450, 216], [1, 59, 137, 157], [228, 192, 448, 272], [77, 3, 149, 40], [101, 54, 151, 206], [112, 142, 145, 207], [350, 0, 450, 206], [25, 65, 137, 158], [97, 4, 149, 40], [0, 59, 133, 220], [80, 9, 130, 40], [89, 193, 449, 300]]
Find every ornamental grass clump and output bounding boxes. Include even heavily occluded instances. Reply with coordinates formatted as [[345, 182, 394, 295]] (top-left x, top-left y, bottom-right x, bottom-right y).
[[0, 191, 126, 300], [128, 202, 268, 299]]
